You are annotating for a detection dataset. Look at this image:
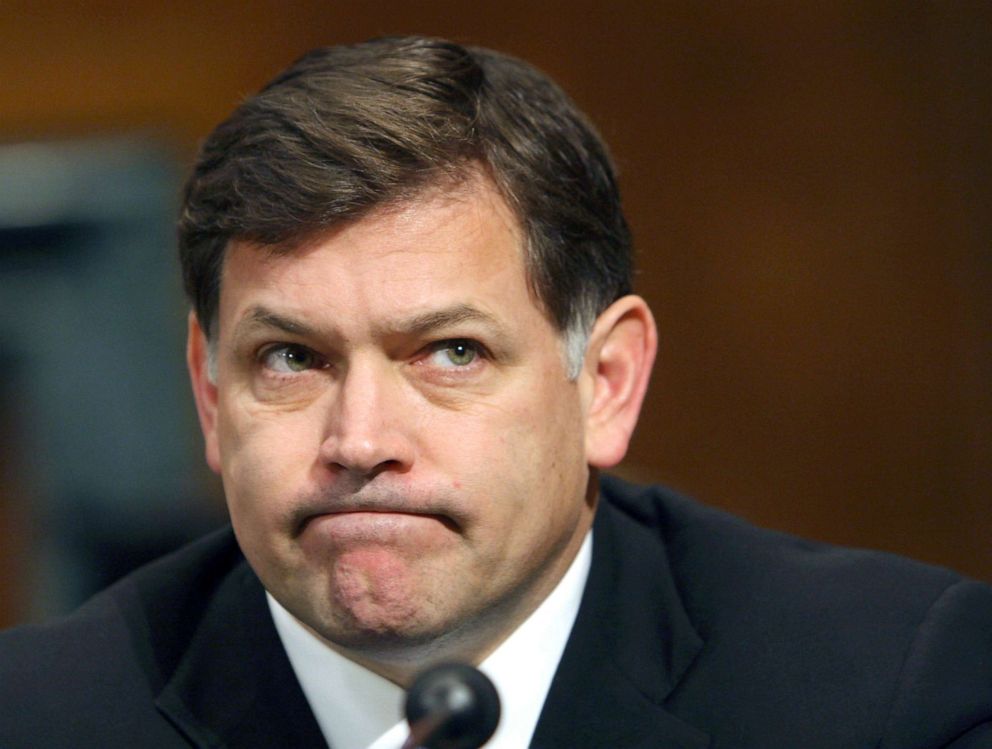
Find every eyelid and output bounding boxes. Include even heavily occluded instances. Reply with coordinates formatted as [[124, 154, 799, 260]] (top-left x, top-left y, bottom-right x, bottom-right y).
[[426, 338, 488, 357]]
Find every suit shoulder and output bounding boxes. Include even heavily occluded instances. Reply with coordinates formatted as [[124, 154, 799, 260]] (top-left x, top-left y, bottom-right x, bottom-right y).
[[599, 474, 971, 627], [0, 525, 245, 742], [599, 476, 992, 744]]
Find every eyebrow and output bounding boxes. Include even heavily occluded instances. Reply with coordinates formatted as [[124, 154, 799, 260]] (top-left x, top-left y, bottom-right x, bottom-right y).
[[230, 303, 504, 342], [232, 307, 317, 340]]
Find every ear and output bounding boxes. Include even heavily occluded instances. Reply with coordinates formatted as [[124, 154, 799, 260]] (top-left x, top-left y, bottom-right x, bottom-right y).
[[186, 311, 222, 474], [580, 295, 657, 468]]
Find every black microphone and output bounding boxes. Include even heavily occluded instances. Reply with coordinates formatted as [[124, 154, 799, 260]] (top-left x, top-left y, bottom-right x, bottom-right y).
[[401, 663, 501, 749]]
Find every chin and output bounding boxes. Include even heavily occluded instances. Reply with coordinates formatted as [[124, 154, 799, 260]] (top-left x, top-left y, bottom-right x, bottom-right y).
[[316, 610, 468, 665], [314, 586, 445, 647]]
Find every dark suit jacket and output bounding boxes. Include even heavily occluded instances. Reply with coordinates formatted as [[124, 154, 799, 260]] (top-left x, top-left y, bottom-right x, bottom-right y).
[[1, 476, 990, 747]]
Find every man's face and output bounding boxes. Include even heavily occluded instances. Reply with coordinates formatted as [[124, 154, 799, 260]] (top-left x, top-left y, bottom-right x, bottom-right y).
[[191, 178, 597, 667]]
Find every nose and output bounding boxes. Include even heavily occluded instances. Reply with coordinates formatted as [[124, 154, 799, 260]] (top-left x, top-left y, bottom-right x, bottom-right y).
[[317, 358, 415, 479]]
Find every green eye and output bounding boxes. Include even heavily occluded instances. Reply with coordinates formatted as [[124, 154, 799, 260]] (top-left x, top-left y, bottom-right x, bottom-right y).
[[284, 348, 314, 371], [263, 345, 317, 373], [445, 342, 477, 367], [429, 340, 479, 369]]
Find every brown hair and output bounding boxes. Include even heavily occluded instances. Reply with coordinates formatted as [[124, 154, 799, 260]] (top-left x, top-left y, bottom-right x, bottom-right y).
[[178, 36, 632, 362]]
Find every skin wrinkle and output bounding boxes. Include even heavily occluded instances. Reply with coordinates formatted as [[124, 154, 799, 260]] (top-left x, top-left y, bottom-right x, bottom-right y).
[[232, 303, 516, 369]]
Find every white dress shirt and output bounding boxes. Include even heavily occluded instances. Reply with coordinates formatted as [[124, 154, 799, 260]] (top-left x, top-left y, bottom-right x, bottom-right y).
[[268, 530, 592, 749]]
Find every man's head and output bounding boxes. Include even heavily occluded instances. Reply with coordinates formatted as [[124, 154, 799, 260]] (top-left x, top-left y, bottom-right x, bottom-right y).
[[181, 36, 656, 683], [178, 36, 632, 376]]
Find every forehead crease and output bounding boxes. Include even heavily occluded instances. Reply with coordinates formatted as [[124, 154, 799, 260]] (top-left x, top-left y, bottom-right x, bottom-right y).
[[228, 301, 507, 342], [378, 304, 503, 336]]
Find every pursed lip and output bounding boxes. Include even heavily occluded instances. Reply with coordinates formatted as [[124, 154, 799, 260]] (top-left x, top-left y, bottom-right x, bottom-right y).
[[297, 510, 460, 549], [295, 502, 459, 536]]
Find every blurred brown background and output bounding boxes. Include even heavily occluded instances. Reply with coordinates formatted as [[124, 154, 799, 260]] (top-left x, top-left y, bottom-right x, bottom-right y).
[[1, 1, 989, 626]]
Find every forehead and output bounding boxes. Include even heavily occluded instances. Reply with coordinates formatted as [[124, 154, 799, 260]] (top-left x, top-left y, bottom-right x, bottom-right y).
[[217, 176, 546, 334]]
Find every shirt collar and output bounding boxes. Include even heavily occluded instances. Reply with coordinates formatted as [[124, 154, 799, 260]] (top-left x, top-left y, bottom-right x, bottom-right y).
[[268, 530, 593, 749]]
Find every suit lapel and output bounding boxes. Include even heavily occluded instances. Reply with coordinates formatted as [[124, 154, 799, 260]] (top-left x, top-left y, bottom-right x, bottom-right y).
[[155, 561, 327, 748], [531, 490, 709, 749]]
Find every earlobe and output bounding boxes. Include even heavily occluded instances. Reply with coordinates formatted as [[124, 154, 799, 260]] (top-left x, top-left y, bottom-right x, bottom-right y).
[[186, 311, 223, 474], [581, 296, 657, 468]]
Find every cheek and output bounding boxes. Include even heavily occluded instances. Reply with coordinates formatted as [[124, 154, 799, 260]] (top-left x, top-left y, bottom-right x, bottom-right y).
[[220, 389, 321, 459], [506, 384, 585, 472], [515, 391, 589, 517], [452, 392, 587, 528], [217, 402, 321, 521]]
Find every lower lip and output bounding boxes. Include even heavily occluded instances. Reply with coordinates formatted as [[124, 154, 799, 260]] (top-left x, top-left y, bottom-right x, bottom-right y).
[[301, 511, 450, 546]]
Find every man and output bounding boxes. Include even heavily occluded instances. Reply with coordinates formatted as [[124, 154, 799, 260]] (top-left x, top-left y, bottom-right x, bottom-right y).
[[1, 35, 990, 748]]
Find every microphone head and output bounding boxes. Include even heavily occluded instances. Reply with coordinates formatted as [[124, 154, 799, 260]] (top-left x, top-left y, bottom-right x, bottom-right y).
[[404, 663, 501, 749]]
